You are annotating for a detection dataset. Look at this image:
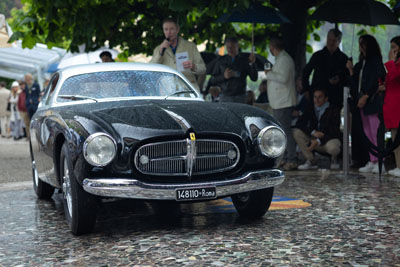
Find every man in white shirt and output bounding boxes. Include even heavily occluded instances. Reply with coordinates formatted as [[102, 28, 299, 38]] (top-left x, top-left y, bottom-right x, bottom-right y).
[[265, 37, 297, 170]]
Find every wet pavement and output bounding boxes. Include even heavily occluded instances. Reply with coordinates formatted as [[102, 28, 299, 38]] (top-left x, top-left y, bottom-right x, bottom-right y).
[[0, 137, 31, 184], [1, 169, 399, 266]]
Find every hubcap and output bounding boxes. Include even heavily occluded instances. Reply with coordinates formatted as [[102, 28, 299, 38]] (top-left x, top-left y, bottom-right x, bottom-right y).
[[62, 158, 73, 218], [237, 192, 250, 202]]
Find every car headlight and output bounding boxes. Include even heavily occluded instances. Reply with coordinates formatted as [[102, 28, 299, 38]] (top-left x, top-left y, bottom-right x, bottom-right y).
[[257, 126, 287, 158], [83, 133, 117, 166]]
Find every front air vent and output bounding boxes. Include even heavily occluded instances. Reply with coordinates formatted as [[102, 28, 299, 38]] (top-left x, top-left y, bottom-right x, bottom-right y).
[[134, 139, 240, 176]]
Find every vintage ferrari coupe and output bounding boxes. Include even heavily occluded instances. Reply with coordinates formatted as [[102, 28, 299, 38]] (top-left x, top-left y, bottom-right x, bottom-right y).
[[30, 63, 286, 235]]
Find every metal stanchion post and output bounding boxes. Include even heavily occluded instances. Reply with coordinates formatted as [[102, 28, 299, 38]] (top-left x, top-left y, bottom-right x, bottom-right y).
[[336, 86, 363, 179], [343, 86, 350, 175]]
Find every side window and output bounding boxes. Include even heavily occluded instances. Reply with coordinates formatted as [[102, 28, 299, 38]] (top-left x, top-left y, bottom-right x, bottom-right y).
[[39, 79, 51, 106], [45, 73, 60, 105]]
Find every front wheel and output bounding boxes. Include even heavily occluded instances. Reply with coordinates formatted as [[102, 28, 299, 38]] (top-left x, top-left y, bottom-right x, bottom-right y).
[[60, 143, 97, 235], [231, 187, 274, 219]]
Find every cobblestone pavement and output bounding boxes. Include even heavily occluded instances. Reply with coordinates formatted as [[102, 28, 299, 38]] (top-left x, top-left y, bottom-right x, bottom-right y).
[[0, 169, 399, 266], [0, 136, 31, 184]]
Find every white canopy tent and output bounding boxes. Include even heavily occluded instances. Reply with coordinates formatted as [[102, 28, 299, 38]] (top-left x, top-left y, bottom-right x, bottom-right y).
[[0, 42, 66, 85], [0, 15, 66, 88], [0, 14, 121, 88]]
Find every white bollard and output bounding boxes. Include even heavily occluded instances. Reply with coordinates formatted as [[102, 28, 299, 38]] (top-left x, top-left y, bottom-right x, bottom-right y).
[[343, 86, 350, 175]]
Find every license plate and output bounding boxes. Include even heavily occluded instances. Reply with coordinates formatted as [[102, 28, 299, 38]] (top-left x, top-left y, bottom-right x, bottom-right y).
[[176, 187, 217, 201]]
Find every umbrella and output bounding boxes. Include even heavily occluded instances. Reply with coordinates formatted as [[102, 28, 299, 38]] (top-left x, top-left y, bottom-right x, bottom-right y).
[[217, 3, 290, 52], [311, 0, 399, 57], [311, 0, 399, 26]]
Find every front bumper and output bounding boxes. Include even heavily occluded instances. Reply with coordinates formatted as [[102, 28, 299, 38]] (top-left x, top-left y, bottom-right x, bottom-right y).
[[82, 169, 284, 200]]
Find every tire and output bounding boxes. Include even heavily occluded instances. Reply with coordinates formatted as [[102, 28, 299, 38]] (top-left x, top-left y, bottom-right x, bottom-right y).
[[231, 187, 274, 219], [30, 142, 54, 199], [60, 143, 97, 235]]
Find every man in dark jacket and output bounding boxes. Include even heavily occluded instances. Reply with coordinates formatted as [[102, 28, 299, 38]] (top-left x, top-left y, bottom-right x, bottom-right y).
[[302, 29, 348, 108], [24, 73, 41, 119], [293, 88, 342, 170], [210, 37, 258, 103]]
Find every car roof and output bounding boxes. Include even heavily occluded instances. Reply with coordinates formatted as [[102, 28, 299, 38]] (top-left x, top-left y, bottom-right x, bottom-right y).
[[58, 62, 182, 78]]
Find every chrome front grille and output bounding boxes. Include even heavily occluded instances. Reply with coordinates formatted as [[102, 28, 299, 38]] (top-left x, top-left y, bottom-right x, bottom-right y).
[[134, 139, 240, 176]]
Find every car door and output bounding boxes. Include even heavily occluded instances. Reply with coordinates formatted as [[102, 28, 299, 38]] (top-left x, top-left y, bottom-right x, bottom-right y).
[[30, 73, 61, 187]]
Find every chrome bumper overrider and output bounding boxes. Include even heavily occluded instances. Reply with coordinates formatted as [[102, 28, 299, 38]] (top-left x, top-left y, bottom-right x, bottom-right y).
[[82, 169, 284, 200]]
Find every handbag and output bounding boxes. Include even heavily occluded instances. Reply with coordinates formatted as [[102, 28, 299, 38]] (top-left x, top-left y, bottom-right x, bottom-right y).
[[363, 91, 383, 115], [6, 102, 10, 112]]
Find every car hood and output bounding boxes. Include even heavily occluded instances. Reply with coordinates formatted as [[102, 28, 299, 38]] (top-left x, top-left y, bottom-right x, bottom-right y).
[[86, 100, 276, 141]]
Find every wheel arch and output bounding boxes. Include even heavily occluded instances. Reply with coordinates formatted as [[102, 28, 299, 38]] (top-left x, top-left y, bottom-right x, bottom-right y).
[[54, 133, 66, 185]]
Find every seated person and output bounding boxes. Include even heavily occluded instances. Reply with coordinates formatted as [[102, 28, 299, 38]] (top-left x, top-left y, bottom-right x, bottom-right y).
[[293, 88, 341, 170], [255, 80, 268, 103]]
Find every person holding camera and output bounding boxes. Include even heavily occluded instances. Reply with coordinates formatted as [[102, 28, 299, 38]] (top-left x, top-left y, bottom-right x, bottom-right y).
[[209, 37, 257, 103], [264, 36, 297, 171]]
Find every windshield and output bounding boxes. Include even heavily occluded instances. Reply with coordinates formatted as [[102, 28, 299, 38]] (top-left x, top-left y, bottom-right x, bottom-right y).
[[56, 70, 197, 102]]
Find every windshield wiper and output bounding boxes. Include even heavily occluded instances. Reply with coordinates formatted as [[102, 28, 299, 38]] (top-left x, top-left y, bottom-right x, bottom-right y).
[[164, 90, 195, 99], [58, 94, 98, 102]]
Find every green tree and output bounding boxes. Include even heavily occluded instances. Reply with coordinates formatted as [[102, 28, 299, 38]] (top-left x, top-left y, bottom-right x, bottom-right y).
[[8, 1, 250, 59], [7, 0, 397, 73], [8, 0, 324, 63]]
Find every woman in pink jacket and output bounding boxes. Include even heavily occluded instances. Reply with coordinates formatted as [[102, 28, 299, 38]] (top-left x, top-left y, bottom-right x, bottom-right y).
[[382, 36, 400, 177]]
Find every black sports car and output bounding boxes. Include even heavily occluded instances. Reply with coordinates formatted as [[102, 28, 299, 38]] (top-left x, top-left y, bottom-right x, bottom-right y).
[[30, 63, 287, 235]]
